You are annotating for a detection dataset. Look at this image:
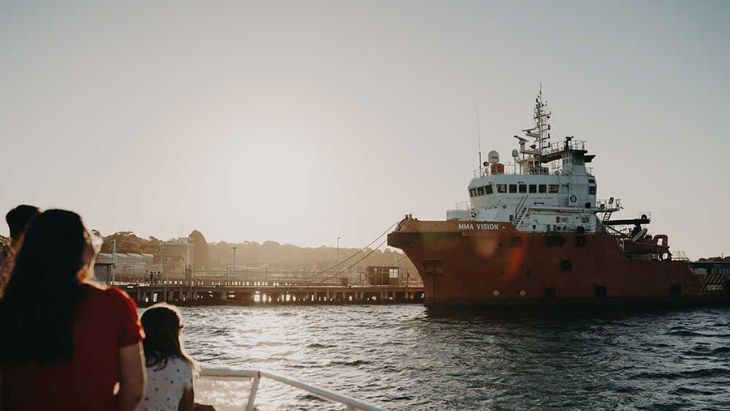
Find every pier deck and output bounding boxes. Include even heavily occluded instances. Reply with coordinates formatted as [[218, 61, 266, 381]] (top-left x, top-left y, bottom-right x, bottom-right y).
[[118, 282, 425, 306]]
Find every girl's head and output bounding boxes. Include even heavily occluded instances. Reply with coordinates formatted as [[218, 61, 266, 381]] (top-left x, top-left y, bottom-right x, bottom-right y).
[[141, 303, 193, 369], [0, 209, 99, 365]]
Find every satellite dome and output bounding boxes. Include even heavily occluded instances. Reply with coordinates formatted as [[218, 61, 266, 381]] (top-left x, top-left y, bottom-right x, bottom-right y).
[[512, 149, 519, 158], [488, 150, 500, 164]]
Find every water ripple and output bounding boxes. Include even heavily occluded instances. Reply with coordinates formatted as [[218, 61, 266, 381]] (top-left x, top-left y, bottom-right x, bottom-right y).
[[143, 305, 730, 411]]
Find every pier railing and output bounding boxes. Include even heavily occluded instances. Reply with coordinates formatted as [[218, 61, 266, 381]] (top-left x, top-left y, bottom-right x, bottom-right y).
[[199, 368, 391, 411]]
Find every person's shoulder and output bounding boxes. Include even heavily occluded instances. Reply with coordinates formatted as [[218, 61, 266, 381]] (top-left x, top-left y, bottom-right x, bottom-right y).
[[169, 357, 192, 367], [104, 285, 133, 299], [83, 282, 131, 297], [82, 283, 136, 308], [168, 357, 194, 374], [80, 282, 107, 300]]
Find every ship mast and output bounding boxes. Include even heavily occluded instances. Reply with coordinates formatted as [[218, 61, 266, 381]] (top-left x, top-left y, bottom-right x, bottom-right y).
[[522, 86, 552, 173], [536, 86, 552, 165]]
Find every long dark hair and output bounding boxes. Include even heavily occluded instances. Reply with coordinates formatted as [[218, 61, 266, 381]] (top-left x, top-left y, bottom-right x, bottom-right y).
[[141, 303, 194, 370], [0, 210, 94, 366]]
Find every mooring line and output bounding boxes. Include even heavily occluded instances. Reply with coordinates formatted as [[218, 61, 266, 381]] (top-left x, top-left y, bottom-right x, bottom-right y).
[[304, 221, 397, 281]]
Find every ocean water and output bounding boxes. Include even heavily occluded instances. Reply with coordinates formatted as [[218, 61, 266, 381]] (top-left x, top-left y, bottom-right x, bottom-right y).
[[162, 305, 730, 411]]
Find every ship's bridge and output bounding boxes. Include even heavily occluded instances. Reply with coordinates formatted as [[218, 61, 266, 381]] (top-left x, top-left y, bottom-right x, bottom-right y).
[[446, 91, 616, 234], [465, 136, 596, 211]]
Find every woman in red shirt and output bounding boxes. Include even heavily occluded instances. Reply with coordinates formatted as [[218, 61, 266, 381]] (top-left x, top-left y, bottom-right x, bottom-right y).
[[0, 209, 146, 411]]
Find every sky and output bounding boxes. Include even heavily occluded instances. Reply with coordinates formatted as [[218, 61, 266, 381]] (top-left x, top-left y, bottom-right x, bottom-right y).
[[1, 1, 728, 259]]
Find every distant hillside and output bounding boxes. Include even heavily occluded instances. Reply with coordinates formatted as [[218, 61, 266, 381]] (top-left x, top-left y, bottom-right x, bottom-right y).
[[697, 256, 730, 263], [97, 230, 417, 275]]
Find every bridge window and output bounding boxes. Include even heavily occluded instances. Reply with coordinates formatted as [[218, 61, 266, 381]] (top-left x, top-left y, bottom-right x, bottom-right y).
[[529, 184, 537, 193], [497, 184, 507, 193], [509, 184, 517, 193], [589, 186, 596, 195], [485, 185, 494, 195], [469, 188, 476, 197], [548, 184, 559, 193], [539, 184, 547, 193], [477, 186, 485, 196], [561, 184, 569, 194], [519, 184, 527, 193]]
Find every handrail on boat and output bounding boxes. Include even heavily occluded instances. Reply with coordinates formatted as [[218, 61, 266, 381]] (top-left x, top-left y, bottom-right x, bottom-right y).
[[199, 368, 391, 411]]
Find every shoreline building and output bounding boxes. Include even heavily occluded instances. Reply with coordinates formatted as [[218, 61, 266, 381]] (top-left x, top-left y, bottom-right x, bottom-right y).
[[155, 239, 195, 277], [94, 253, 154, 284]]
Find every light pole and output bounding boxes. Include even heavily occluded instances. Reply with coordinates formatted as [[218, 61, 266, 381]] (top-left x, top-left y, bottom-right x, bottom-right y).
[[111, 239, 117, 285], [232, 246, 238, 283], [302, 252, 309, 285], [337, 237, 341, 263]]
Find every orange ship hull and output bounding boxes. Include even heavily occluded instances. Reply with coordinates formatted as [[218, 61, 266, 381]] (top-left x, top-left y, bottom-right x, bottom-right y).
[[388, 219, 730, 307]]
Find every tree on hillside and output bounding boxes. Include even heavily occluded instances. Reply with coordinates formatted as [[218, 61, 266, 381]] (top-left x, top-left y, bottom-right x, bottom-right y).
[[188, 230, 211, 268], [101, 231, 158, 254], [0, 235, 8, 262], [205, 239, 417, 275]]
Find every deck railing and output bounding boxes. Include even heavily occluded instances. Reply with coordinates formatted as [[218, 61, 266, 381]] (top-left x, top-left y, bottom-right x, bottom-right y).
[[473, 162, 594, 178], [596, 198, 622, 211], [543, 139, 587, 155], [450, 201, 472, 211], [199, 368, 391, 411]]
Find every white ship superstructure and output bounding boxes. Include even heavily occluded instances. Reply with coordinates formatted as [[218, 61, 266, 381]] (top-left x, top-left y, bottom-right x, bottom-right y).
[[447, 90, 620, 234]]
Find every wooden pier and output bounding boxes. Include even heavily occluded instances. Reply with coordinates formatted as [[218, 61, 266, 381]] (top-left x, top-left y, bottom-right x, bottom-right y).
[[119, 282, 425, 306]]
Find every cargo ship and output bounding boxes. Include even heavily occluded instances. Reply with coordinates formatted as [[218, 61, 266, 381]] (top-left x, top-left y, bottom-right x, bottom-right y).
[[388, 91, 729, 307]]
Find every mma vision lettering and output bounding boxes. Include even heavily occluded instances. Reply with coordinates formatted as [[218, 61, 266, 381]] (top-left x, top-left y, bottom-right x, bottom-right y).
[[458, 223, 500, 230]]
